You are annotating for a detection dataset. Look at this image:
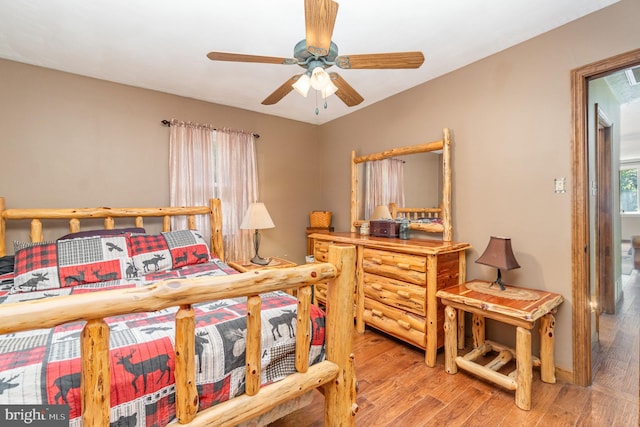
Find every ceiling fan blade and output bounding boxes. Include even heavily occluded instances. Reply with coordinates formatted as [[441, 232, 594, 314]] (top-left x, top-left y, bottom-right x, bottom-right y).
[[335, 51, 425, 69], [207, 51, 296, 65], [330, 73, 364, 107], [305, 0, 339, 57], [261, 75, 301, 105]]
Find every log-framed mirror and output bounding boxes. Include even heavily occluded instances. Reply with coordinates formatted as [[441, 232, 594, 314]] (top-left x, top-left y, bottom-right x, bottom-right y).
[[350, 128, 452, 241]]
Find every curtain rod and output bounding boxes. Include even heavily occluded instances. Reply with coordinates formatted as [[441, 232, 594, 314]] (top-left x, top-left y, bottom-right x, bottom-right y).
[[161, 120, 260, 139]]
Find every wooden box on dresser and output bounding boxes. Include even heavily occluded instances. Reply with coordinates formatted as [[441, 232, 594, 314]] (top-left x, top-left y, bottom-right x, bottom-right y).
[[310, 231, 471, 367]]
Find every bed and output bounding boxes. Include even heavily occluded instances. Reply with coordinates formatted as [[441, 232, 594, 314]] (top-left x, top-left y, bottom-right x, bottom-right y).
[[350, 127, 453, 240], [0, 197, 357, 427]]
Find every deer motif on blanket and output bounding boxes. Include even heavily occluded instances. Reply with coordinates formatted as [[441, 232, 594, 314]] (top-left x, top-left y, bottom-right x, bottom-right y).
[[64, 269, 86, 286], [0, 374, 20, 395], [115, 349, 171, 393], [192, 250, 209, 263], [53, 372, 81, 404], [142, 254, 165, 273], [92, 268, 118, 282], [195, 331, 209, 373], [18, 272, 49, 291], [269, 309, 297, 340], [174, 251, 188, 265], [126, 261, 139, 278]]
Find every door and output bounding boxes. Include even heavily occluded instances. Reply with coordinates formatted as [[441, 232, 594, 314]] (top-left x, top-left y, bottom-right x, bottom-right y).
[[595, 106, 614, 319]]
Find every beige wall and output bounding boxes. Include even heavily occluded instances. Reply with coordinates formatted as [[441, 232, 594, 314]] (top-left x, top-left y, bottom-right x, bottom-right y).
[[1, 0, 638, 374], [317, 0, 640, 371], [0, 59, 319, 260]]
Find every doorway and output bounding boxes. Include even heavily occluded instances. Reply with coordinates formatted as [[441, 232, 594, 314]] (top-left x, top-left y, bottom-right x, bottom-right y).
[[572, 48, 640, 386]]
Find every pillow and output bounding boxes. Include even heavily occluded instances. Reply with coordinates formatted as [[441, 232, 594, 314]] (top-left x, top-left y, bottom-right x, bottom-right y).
[[57, 227, 146, 241], [13, 240, 57, 253], [12, 235, 132, 293], [163, 229, 211, 269], [12, 242, 61, 292], [57, 235, 131, 286], [128, 229, 210, 275]]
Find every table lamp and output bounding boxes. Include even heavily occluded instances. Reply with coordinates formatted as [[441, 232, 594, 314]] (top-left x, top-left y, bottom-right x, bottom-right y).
[[240, 202, 275, 265], [475, 236, 520, 290], [371, 205, 392, 220]]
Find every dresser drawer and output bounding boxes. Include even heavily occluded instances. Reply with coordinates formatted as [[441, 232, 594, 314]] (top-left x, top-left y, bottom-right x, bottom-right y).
[[313, 240, 334, 262], [363, 272, 426, 316], [362, 248, 426, 285], [364, 298, 426, 348]]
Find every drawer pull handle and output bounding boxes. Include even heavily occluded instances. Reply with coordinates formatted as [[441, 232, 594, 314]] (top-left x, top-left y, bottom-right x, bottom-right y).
[[397, 319, 411, 330], [396, 263, 410, 270], [372, 309, 383, 318], [371, 283, 383, 291], [370, 257, 382, 264], [397, 290, 411, 299]]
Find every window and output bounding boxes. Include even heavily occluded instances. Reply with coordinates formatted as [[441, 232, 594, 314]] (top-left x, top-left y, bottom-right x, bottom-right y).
[[620, 166, 639, 213]]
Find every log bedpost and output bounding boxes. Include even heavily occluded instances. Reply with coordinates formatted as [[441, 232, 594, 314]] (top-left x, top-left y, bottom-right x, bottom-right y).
[[81, 319, 111, 426], [175, 305, 198, 423], [324, 244, 357, 426], [245, 295, 262, 396], [295, 285, 312, 373], [210, 198, 225, 262]]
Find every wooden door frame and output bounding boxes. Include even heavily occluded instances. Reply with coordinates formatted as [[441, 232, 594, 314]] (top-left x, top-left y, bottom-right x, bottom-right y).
[[596, 108, 614, 315], [571, 48, 640, 386]]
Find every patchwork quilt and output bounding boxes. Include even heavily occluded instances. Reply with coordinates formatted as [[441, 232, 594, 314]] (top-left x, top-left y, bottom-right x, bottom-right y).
[[0, 230, 326, 427]]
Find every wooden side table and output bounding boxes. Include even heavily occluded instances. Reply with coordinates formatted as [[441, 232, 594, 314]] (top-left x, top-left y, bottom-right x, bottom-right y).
[[436, 280, 563, 410], [228, 257, 297, 272]]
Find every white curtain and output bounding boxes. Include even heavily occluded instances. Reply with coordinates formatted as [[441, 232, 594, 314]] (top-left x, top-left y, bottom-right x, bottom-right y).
[[364, 158, 405, 219], [169, 120, 257, 261], [215, 128, 258, 261]]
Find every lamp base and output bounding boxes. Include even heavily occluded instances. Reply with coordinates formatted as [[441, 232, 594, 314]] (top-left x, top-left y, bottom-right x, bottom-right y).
[[488, 269, 507, 291], [250, 255, 271, 266]]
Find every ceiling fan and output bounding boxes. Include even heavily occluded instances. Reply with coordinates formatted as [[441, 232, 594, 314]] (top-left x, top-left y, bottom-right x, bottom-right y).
[[206, 0, 424, 111]]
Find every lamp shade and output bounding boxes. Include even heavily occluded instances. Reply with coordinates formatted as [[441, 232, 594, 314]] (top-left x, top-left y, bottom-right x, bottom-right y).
[[321, 79, 338, 99], [310, 66, 331, 90], [371, 205, 392, 220], [292, 73, 311, 97], [475, 236, 520, 270], [240, 203, 275, 230]]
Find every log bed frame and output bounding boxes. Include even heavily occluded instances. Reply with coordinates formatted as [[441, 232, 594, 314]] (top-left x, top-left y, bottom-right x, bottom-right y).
[[350, 127, 453, 241], [0, 197, 357, 427]]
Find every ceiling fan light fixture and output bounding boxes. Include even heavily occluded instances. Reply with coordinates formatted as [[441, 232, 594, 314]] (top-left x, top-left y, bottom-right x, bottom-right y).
[[321, 79, 338, 99], [292, 73, 311, 97], [310, 66, 331, 90]]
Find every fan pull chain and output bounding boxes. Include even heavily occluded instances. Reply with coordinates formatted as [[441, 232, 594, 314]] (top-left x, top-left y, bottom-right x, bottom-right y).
[[315, 91, 319, 115]]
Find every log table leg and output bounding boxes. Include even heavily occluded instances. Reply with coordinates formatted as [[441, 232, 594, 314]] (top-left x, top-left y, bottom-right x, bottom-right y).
[[515, 326, 532, 410], [539, 313, 557, 383], [472, 313, 485, 348], [457, 309, 465, 350], [444, 305, 458, 374]]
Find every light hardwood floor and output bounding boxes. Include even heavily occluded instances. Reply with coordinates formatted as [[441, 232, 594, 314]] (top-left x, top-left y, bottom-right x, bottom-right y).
[[272, 275, 639, 426]]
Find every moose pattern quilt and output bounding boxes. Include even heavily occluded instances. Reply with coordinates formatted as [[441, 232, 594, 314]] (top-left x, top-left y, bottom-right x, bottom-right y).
[[0, 232, 327, 427]]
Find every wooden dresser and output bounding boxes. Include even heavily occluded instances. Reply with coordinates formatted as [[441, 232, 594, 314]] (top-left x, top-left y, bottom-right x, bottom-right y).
[[309, 231, 470, 367]]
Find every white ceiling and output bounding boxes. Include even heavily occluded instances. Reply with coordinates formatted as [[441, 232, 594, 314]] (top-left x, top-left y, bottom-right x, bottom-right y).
[[0, 0, 622, 125]]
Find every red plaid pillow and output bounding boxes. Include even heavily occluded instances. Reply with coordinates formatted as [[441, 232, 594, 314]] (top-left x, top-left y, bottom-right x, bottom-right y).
[[12, 243, 61, 292], [128, 230, 211, 277]]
